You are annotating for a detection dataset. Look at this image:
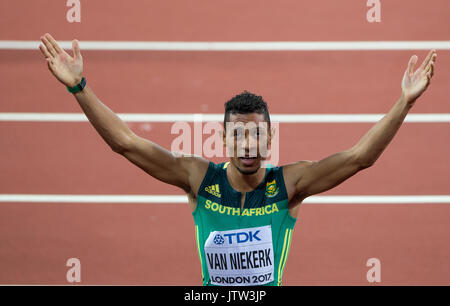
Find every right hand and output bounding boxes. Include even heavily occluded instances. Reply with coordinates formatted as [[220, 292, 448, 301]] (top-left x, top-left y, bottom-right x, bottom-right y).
[[401, 49, 436, 105], [39, 33, 83, 88]]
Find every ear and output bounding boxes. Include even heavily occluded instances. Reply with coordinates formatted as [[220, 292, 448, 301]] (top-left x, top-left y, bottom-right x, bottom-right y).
[[221, 126, 226, 147], [268, 126, 276, 146]]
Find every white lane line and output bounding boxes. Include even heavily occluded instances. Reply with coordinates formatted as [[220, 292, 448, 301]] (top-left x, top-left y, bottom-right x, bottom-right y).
[[1, 113, 450, 123], [1, 41, 450, 51], [1, 194, 450, 204]]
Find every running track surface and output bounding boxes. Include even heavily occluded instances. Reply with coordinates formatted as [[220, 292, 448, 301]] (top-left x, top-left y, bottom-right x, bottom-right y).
[[1, 1, 449, 285]]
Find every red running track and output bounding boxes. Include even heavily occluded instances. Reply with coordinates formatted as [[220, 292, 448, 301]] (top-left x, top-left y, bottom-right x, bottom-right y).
[[0, 122, 449, 195], [1, 51, 449, 114], [0, 0, 449, 285], [1, 0, 449, 41]]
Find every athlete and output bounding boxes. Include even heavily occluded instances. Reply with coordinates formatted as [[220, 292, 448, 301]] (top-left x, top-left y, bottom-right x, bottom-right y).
[[39, 33, 436, 286]]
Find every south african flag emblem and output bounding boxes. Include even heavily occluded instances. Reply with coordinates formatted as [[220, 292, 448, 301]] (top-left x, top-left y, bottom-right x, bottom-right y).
[[265, 179, 279, 198]]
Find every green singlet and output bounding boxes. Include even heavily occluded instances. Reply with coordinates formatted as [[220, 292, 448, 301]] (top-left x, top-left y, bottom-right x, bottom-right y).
[[193, 161, 297, 286]]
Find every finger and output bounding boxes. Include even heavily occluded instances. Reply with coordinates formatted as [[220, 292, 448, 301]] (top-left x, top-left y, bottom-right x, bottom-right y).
[[419, 49, 436, 71], [429, 62, 435, 77], [406, 55, 418, 75], [72, 39, 82, 60], [46, 58, 54, 71], [45, 33, 63, 54], [430, 53, 437, 71], [40, 35, 56, 57], [39, 44, 52, 59], [424, 55, 436, 75], [426, 64, 434, 81]]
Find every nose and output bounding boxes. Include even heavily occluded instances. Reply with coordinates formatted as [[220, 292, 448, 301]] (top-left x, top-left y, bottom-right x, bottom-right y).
[[246, 133, 259, 157]]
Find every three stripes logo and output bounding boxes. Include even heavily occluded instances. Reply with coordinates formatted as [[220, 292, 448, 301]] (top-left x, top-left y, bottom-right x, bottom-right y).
[[205, 184, 221, 198]]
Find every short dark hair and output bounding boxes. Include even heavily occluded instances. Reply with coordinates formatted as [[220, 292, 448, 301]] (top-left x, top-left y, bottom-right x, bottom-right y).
[[224, 91, 270, 129]]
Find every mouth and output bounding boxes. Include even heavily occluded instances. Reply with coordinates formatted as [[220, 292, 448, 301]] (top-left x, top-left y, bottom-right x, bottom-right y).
[[239, 156, 258, 166]]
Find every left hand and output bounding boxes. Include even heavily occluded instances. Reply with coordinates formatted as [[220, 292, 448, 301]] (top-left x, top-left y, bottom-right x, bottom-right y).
[[401, 49, 437, 104], [39, 33, 83, 88]]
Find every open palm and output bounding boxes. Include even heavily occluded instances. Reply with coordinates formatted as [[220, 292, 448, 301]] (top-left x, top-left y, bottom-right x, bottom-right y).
[[401, 49, 437, 103], [39, 33, 83, 88]]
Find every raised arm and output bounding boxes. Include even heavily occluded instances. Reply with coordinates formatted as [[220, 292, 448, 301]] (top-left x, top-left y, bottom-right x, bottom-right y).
[[39, 33, 208, 195], [285, 50, 437, 200]]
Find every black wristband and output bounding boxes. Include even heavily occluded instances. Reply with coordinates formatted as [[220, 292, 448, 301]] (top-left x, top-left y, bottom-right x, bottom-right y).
[[66, 77, 86, 93]]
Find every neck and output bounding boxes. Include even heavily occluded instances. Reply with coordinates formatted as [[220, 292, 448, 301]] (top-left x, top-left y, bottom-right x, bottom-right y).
[[227, 162, 266, 192]]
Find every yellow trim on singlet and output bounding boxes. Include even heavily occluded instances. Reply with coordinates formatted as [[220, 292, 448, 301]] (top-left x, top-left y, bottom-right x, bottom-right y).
[[195, 225, 204, 283], [277, 228, 293, 286]]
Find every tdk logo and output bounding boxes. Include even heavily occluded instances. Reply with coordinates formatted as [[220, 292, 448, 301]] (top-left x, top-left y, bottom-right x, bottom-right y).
[[223, 230, 261, 244], [213, 234, 225, 245]]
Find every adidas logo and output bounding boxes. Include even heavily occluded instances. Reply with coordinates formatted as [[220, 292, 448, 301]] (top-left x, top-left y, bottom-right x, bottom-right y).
[[205, 184, 221, 198]]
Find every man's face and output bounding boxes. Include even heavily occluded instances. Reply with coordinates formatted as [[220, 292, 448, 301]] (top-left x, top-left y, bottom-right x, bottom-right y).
[[223, 113, 271, 175]]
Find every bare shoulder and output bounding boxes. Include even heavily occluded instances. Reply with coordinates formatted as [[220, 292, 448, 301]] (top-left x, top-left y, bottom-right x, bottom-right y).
[[177, 153, 210, 212], [282, 160, 314, 199], [282, 160, 315, 184], [174, 152, 210, 195], [281, 161, 315, 218]]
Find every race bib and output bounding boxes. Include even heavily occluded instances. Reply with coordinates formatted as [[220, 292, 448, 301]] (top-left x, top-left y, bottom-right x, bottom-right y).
[[204, 225, 274, 286]]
